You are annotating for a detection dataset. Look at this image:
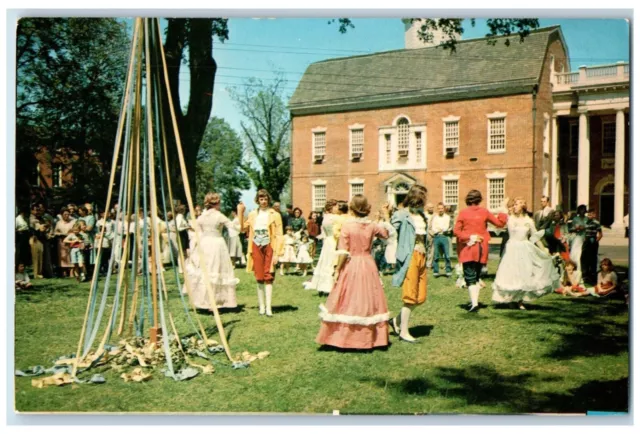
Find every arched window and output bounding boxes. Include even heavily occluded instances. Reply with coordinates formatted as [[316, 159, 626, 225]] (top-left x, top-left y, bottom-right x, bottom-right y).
[[397, 117, 410, 158], [601, 183, 615, 195]]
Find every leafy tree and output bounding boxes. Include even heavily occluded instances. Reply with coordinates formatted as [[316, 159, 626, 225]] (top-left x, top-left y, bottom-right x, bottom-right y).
[[16, 18, 130, 208], [160, 18, 229, 204], [334, 18, 540, 52], [195, 117, 249, 214], [227, 76, 291, 202]]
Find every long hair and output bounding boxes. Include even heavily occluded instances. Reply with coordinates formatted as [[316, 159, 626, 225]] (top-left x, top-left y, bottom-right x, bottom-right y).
[[403, 185, 427, 209]]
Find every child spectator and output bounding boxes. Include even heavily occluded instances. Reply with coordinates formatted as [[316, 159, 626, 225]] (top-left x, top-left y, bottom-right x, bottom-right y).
[[593, 258, 618, 297], [15, 263, 33, 290], [555, 259, 585, 296], [279, 226, 297, 276], [64, 223, 88, 281], [295, 233, 314, 276]]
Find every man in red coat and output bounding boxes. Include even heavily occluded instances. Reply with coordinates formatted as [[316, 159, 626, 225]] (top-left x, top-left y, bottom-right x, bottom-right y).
[[454, 190, 508, 312]]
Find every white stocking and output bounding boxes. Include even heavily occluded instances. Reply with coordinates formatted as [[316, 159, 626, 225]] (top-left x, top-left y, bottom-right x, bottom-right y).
[[265, 283, 273, 316], [257, 284, 265, 314], [400, 305, 416, 340], [468, 284, 480, 309]]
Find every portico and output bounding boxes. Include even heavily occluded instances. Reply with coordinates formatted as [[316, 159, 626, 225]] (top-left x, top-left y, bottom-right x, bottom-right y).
[[552, 62, 629, 233]]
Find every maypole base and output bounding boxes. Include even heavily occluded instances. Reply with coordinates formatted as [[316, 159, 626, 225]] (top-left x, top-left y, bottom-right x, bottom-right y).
[[149, 327, 162, 345]]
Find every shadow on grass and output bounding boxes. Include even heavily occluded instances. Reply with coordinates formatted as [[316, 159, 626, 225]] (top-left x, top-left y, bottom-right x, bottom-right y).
[[409, 325, 433, 338], [361, 364, 629, 413], [497, 296, 629, 360], [317, 344, 390, 354], [16, 282, 77, 301], [271, 305, 299, 314]]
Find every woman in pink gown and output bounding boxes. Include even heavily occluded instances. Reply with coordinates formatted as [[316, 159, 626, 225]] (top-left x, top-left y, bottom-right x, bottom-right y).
[[316, 195, 390, 350]]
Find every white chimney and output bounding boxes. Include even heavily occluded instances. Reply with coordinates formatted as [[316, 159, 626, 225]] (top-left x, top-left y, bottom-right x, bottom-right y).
[[404, 19, 460, 49]]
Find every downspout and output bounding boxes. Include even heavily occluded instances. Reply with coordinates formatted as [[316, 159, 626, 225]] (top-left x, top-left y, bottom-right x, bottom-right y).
[[289, 113, 294, 206], [531, 84, 539, 209]]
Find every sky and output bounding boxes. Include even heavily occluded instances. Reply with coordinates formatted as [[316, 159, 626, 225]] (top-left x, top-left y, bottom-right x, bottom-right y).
[[173, 18, 630, 210]]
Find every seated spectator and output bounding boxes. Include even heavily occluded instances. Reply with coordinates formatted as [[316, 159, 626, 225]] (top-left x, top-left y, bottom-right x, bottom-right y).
[[15, 263, 33, 290], [555, 259, 585, 296], [594, 258, 618, 297]]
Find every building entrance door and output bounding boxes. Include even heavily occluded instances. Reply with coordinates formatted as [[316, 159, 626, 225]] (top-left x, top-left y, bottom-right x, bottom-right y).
[[395, 194, 407, 206], [599, 183, 614, 227]]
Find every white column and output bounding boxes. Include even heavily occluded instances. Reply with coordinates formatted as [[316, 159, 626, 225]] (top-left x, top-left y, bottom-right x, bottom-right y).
[[611, 110, 626, 232], [577, 111, 590, 207], [550, 115, 559, 208]]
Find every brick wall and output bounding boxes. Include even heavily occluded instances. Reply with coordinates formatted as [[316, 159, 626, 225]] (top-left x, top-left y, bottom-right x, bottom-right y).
[[291, 41, 563, 216]]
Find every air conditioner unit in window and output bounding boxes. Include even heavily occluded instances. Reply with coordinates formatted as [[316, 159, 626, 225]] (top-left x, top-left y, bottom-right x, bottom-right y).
[[314, 154, 325, 162], [398, 149, 409, 158], [445, 147, 456, 157], [351, 152, 362, 160]]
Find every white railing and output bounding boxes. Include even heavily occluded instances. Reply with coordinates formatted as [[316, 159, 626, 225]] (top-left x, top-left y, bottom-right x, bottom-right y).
[[556, 72, 579, 85], [586, 65, 618, 78], [554, 62, 629, 92]]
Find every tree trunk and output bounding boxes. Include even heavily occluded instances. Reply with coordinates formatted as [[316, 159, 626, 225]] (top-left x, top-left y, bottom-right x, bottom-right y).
[[162, 18, 215, 204]]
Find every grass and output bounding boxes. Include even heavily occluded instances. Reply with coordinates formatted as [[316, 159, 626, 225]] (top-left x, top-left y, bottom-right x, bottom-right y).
[[14, 261, 629, 414]]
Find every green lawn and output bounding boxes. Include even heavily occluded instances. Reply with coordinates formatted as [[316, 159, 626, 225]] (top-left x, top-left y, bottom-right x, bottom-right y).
[[14, 262, 629, 414]]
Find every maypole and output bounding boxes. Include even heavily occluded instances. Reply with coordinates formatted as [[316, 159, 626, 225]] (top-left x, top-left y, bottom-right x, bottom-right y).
[[51, 17, 262, 386]]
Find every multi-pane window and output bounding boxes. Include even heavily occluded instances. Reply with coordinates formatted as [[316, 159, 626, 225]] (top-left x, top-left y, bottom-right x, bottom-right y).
[[443, 179, 459, 206], [350, 183, 364, 199], [444, 121, 459, 153], [397, 118, 410, 158], [569, 122, 578, 156], [488, 178, 505, 212], [385, 134, 392, 164], [415, 131, 422, 161], [488, 118, 506, 152], [351, 128, 364, 155], [313, 132, 326, 158], [602, 121, 616, 155], [313, 184, 326, 211]]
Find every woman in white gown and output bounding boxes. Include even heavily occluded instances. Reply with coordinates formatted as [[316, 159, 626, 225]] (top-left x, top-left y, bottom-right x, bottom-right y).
[[492, 198, 560, 309], [303, 200, 338, 294], [185, 193, 241, 310]]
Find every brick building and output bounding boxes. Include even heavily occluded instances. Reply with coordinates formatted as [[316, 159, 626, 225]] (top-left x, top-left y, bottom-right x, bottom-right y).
[[288, 25, 629, 233]]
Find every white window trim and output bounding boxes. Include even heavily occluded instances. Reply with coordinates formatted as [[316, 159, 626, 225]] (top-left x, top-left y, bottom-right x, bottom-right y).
[[601, 118, 616, 157], [543, 112, 550, 155], [348, 178, 365, 199], [442, 115, 461, 156], [441, 174, 460, 206], [411, 125, 427, 169], [35, 162, 41, 187], [348, 123, 365, 160], [486, 173, 506, 212], [392, 114, 413, 126], [486, 112, 507, 154], [485, 172, 506, 179], [311, 179, 327, 212], [311, 127, 327, 160]]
